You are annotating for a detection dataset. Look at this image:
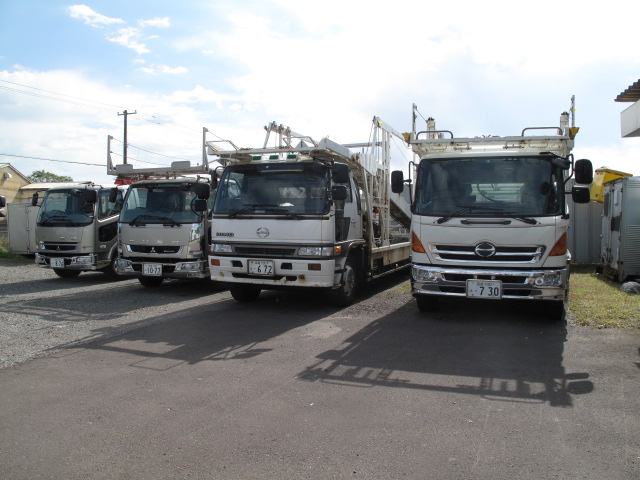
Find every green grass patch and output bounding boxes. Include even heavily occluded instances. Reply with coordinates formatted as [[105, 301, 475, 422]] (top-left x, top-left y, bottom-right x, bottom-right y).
[[568, 264, 640, 329], [0, 237, 32, 261]]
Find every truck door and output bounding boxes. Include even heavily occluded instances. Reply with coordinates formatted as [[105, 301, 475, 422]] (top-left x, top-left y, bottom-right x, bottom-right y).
[[339, 177, 360, 241]]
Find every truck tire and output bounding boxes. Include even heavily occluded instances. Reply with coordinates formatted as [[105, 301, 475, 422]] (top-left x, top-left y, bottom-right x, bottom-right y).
[[230, 284, 261, 302], [330, 258, 358, 307], [415, 295, 438, 313], [139, 276, 164, 287], [53, 269, 81, 279], [542, 300, 564, 320], [101, 256, 121, 281]]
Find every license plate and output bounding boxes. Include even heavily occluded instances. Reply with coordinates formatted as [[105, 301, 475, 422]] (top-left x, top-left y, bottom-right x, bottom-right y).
[[248, 260, 274, 276], [50, 257, 65, 268], [466, 279, 502, 299], [143, 263, 163, 276]]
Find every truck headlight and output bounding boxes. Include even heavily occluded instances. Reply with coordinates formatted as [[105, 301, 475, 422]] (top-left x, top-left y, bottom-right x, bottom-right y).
[[176, 261, 203, 272], [298, 246, 334, 256], [212, 244, 233, 254], [412, 266, 438, 283], [71, 256, 94, 265], [534, 271, 563, 287]]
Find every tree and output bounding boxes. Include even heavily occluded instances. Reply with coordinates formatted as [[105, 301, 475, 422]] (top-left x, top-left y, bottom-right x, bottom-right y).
[[28, 170, 74, 183]]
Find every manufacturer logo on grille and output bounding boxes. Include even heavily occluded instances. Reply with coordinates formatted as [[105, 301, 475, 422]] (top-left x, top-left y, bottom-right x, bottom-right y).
[[256, 227, 270, 238], [474, 242, 496, 258]]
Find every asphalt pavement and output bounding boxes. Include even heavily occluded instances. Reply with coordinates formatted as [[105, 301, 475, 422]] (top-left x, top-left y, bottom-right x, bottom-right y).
[[1, 263, 639, 479]]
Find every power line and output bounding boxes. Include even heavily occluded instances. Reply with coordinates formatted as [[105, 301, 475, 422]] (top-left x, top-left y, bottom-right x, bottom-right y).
[[0, 85, 117, 113], [0, 153, 103, 166], [1, 79, 202, 138], [0, 79, 125, 110], [1, 79, 227, 156]]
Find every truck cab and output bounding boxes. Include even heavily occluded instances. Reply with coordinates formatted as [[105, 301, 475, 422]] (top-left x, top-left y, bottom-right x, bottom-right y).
[[207, 119, 411, 305], [392, 105, 592, 318], [115, 177, 213, 286], [34, 183, 126, 278]]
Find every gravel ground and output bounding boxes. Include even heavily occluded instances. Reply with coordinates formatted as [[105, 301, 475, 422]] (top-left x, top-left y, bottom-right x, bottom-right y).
[[0, 257, 232, 370], [0, 257, 413, 370]]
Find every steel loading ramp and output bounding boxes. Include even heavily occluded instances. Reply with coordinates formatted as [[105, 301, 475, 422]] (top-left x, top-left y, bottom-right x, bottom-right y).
[[389, 191, 411, 230]]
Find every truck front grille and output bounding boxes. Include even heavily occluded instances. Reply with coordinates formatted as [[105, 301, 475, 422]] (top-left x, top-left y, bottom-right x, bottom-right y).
[[235, 246, 297, 257], [42, 242, 77, 251], [432, 244, 543, 263], [129, 245, 181, 254]]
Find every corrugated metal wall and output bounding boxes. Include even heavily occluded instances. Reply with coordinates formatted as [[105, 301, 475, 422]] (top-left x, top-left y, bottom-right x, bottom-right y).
[[567, 179, 603, 264]]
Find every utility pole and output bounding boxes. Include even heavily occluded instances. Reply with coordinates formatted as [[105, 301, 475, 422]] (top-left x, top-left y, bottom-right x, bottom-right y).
[[118, 110, 137, 164]]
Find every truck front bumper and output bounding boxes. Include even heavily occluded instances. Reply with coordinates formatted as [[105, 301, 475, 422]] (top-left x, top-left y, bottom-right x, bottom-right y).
[[115, 258, 209, 279], [209, 256, 339, 289], [411, 264, 568, 301], [35, 253, 99, 271]]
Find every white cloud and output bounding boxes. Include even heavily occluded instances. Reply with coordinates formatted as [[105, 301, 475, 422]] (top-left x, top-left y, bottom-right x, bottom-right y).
[[139, 64, 188, 75], [139, 17, 170, 28], [68, 5, 124, 28], [69, 7, 172, 56], [164, 85, 233, 108], [106, 27, 149, 55], [0, 70, 221, 184]]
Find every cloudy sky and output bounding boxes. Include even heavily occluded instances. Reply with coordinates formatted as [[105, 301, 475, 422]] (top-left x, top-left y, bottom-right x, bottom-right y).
[[1, 0, 638, 184]]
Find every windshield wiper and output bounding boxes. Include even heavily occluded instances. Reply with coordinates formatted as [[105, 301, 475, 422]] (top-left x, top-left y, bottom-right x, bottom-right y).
[[129, 214, 180, 226], [229, 205, 258, 218], [40, 215, 71, 225], [503, 213, 538, 225], [437, 205, 505, 224], [437, 205, 539, 225]]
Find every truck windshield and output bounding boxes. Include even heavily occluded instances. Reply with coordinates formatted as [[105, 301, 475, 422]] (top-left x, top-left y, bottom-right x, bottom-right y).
[[37, 189, 94, 227], [120, 185, 202, 224], [414, 156, 565, 218], [213, 163, 329, 216]]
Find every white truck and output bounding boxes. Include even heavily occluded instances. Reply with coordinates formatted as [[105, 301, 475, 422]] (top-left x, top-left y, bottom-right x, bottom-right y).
[[391, 104, 593, 319], [33, 182, 127, 278], [108, 135, 215, 287], [205, 117, 412, 305]]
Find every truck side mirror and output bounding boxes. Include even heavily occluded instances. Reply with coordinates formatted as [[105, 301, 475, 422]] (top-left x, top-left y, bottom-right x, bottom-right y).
[[331, 185, 348, 201], [0, 195, 5, 217], [194, 183, 210, 200], [81, 203, 95, 215], [574, 159, 593, 185], [194, 198, 208, 212], [108, 188, 118, 203], [332, 164, 350, 184], [31, 193, 39, 206], [391, 170, 405, 193], [571, 185, 591, 204], [84, 189, 98, 204]]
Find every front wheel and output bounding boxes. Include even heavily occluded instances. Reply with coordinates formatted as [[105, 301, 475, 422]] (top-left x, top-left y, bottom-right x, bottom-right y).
[[139, 276, 164, 287], [229, 284, 261, 302], [53, 268, 81, 278], [330, 258, 358, 307], [101, 255, 121, 281]]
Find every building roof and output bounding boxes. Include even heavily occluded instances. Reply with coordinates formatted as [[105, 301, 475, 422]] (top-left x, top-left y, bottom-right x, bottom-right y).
[[615, 80, 640, 102], [18, 182, 88, 191], [0, 163, 31, 183]]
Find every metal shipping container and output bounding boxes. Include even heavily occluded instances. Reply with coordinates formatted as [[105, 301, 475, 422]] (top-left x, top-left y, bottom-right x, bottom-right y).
[[600, 176, 640, 282], [7, 202, 40, 255]]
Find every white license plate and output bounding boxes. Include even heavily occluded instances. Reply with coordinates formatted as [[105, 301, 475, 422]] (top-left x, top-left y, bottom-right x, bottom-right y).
[[248, 260, 274, 276], [50, 257, 65, 268], [466, 279, 502, 299], [143, 263, 163, 276]]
